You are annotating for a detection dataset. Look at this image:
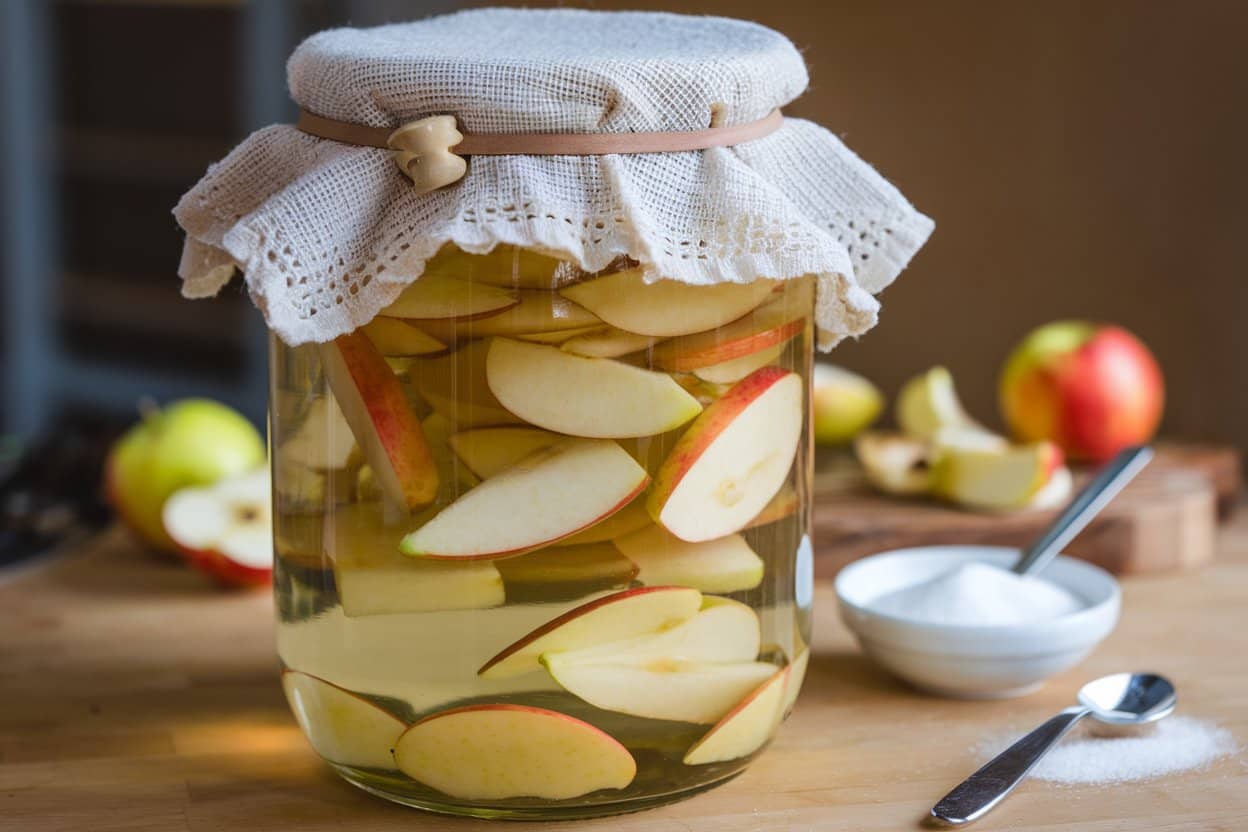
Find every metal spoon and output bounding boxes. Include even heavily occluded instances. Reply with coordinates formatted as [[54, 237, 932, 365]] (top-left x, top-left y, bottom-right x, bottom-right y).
[[930, 672, 1177, 826], [1012, 445, 1153, 576]]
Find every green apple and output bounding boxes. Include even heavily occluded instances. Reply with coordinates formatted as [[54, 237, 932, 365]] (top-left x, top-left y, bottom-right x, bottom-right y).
[[106, 399, 265, 554], [811, 364, 883, 445]]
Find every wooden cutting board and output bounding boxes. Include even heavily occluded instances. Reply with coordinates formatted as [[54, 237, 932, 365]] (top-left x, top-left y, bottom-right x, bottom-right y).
[[812, 442, 1240, 577]]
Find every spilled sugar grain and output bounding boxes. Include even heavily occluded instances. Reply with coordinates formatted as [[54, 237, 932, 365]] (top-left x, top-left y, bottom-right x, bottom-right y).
[[975, 716, 1238, 785]]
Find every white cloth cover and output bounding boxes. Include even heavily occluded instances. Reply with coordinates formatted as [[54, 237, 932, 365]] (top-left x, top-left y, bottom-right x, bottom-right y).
[[174, 7, 933, 350]]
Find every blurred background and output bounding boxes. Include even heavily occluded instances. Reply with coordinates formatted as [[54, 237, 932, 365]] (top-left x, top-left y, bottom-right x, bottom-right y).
[[1, 0, 1244, 446]]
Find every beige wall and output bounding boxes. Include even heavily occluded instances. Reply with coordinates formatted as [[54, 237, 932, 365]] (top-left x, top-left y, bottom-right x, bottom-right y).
[[484, 0, 1248, 449]]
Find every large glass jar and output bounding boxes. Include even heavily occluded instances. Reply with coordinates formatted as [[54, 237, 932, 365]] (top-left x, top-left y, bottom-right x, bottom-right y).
[[271, 245, 814, 819]]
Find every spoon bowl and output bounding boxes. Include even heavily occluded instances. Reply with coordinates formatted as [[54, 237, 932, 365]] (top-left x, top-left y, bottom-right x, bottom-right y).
[[1078, 671, 1177, 725]]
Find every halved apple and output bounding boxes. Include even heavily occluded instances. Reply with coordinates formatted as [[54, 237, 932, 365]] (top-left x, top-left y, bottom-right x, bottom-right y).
[[614, 525, 764, 593], [781, 647, 809, 717], [319, 332, 439, 511], [418, 291, 601, 342], [494, 542, 638, 592], [381, 274, 518, 321], [649, 367, 803, 542], [692, 343, 784, 384], [854, 431, 933, 496], [649, 294, 805, 372], [560, 326, 661, 359], [931, 441, 1064, 510], [163, 468, 273, 587], [552, 497, 652, 547], [896, 366, 986, 439], [561, 268, 776, 337], [682, 665, 789, 765], [743, 484, 799, 530], [282, 671, 406, 770], [411, 340, 524, 428], [422, 244, 565, 290], [447, 426, 560, 479], [361, 317, 447, 356], [486, 338, 702, 438], [542, 659, 778, 724], [325, 505, 504, 616], [393, 704, 636, 800], [400, 438, 649, 560], [478, 585, 703, 679]]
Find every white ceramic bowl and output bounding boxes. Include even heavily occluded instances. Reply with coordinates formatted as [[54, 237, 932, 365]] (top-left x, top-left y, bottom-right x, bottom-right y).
[[835, 545, 1121, 699]]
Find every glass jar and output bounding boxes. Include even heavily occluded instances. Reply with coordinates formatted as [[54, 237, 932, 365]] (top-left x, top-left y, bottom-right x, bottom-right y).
[[271, 245, 814, 819]]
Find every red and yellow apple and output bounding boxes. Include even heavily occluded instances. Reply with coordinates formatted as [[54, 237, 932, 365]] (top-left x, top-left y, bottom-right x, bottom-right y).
[[162, 467, 273, 587], [1000, 322, 1164, 461]]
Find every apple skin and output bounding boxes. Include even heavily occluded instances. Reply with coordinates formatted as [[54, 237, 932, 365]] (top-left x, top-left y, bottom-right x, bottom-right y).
[[1000, 322, 1164, 462], [105, 399, 265, 555]]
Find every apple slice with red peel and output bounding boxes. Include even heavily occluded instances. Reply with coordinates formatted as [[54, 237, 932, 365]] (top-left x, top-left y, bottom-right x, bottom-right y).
[[400, 438, 649, 560], [541, 659, 778, 724], [649, 367, 803, 542], [560, 326, 661, 359], [393, 704, 636, 799], [494, 542, 638, 592], [854, 431, 934, 496], [282, 671, 406, 770], [614, 525, 764, 593], [650, 295, 805, 372], [487, 338, 702, 438], [448, 426, 560, 479], [320, 332, 439, 510], [561, 268, 776, 337], [781, 647, 809, 717], [682, 665, 789, 764], [163, 468, 273, 587], [411, 340, 525, 428], [552, 497, 652, 547], [381, 274, 518, 321], [418, 291, 601, 342], [361, 317, 447, 356], [743, 484, 799, 530], [478, 585, 703, 679], [692, 343, 784, 384], [932, 441, 1065, 510]]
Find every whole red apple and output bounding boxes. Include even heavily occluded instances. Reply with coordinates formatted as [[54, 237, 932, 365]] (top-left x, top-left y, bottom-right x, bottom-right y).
[[999, 322, 1164, 462]]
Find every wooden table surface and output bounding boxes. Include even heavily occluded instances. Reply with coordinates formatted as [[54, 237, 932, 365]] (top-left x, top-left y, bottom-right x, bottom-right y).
[[3, 518, 1246, 832]]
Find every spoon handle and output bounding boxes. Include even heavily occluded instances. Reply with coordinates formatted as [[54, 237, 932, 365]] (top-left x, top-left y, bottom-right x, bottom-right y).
[[930, 706, 1089, 826], [1013, 445, 1153, 576]]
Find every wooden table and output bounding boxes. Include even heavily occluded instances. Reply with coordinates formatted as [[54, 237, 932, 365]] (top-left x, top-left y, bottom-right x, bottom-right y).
[[2, 520, 1246, 832]]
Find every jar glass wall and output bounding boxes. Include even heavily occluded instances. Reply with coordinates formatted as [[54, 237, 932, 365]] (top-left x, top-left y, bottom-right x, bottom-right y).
[[271, 247, 815, 820]]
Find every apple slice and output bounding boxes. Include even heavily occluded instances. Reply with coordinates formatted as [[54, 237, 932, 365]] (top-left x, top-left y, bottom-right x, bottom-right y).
[[932, 441, 1064, 510], [381, 274, 518, 321], [552, 497, 652, 547], [560, 326, 661, 359], [324, 505, 504, 616], [486, 338, 702, 438], [319, 332, 439, 510], [542, 659, 778, 724], [896, 366, 987, 440], [411, 340, 524, 428], [418, 291, 601, 342], [650, 294, 805, 372], [447, 426, 560, 479], [278, 396, 357, 471], [423, 244, 565, 290], [361, 317, 447, 356], [494, 542, 638, 591], [1027, 464, 1073, 510], [540, 596, 761, 667], [781, 647, 809, 717], [478, 585, 703, 679], [400, 438, 649, 560], [854, 431, 934, 496], [649, 367, 803, 542], [614, 525, 764, 593], [561, 268, 776, 337], [692, 343, 784, 384], [393, 704, 635, 799], [163, 468, 273, 587], [682, 665, 789, 765], [743, 484, 799, 530], [515, 324, 602, 345], [282, 671, 406, 770]]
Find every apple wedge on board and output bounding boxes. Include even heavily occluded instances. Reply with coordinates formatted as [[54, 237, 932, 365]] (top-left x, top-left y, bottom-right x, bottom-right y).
[[400, 437, 649, 560], [282, 671, 407, 770], [393, 704, 636, 800], [649, 367, 803, 542], [682, 664, 790, 765], [486, 338, 702, 438], [319, 332, 439, 511]]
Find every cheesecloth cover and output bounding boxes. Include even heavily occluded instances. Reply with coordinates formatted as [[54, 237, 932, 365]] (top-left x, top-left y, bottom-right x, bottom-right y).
[[173, 7, 934, 350]]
